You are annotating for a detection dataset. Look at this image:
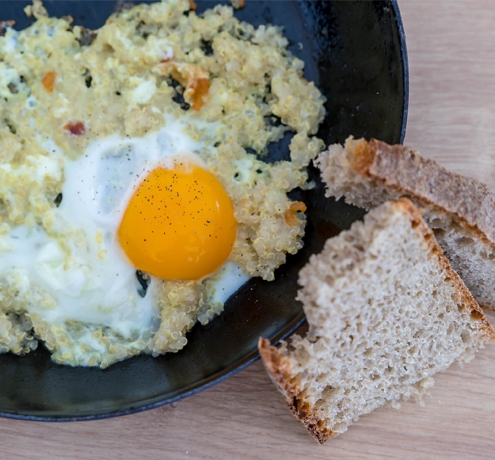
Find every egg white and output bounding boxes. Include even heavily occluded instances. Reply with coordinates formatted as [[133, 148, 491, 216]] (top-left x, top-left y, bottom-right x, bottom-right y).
[[0, 118, 250, 356]]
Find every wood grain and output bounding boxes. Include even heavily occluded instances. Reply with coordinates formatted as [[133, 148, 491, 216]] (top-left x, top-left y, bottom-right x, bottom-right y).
[[3, 1, 495, 459]]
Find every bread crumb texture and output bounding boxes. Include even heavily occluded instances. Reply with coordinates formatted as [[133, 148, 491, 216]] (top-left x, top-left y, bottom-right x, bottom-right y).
[[315, 137, 495, 310], [259, 199, 494, 443]]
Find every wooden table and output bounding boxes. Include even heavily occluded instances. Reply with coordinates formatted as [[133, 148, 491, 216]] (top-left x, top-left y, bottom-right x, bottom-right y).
[[3, 1, 495, 458]]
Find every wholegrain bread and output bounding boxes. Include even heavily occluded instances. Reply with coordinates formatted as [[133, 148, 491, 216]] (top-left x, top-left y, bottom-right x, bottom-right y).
[[259, 198, 495, 443], [315, 137, 495, 310]]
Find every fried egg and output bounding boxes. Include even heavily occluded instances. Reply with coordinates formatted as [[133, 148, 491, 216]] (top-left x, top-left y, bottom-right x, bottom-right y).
[[0, 118, 250, 361], [59, 117, 238, 281]]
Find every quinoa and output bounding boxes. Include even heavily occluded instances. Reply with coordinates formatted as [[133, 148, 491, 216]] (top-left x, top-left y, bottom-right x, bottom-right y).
[[0, 0, 326, 367]]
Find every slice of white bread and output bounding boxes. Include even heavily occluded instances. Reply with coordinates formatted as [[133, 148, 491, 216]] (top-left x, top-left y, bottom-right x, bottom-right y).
[[259, 198, 495, 443], [314, 137, 495, 310]]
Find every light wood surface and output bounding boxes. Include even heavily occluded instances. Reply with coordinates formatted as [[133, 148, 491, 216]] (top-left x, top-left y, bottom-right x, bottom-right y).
[[3, 1, 495, 459]]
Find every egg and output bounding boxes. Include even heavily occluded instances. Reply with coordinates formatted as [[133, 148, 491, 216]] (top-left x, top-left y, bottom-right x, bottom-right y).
[[0, 119, 250, 364], [58, 117, 238, 282]]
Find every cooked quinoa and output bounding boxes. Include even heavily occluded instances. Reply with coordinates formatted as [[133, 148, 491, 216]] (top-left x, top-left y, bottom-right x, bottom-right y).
[[0, 0, 326, 367]]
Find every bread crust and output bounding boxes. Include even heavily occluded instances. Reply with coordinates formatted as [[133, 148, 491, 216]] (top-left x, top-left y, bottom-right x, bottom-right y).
[[351, 139, 495, 246], [258, 337, 336, 444], [394, 199, 495, 338]]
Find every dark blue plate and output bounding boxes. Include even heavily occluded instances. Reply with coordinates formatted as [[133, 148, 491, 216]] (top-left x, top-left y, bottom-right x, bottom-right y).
[[0, 0, 407, 420]]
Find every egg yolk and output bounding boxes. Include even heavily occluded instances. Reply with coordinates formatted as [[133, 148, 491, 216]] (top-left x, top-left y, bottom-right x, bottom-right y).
[[118, 162, 236, 280]]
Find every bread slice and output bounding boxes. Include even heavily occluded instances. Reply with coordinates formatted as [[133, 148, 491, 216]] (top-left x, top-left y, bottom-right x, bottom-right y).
[[314, 137, 495, 310], [259, 198, 495, 443]]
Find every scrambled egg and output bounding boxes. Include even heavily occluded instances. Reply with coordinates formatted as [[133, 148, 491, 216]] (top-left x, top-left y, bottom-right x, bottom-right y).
[[0, 0, 326, 367]]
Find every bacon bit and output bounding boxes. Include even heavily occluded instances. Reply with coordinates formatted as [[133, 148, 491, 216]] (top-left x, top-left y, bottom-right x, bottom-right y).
[[230, 0, 245, 9], [42, 71, 56, 93], [158, 62, 210, 111], [63, 121, 86, 136], [284, 201, 307, 226], [188, 0, 197, 10], [189, 78, 210, 111]]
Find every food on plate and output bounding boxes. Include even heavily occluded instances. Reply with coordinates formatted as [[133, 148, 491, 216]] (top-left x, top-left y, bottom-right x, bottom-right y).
[[0, 0, 326, 367], [315, 137, 495, 310], [259, 198, 495, 443]]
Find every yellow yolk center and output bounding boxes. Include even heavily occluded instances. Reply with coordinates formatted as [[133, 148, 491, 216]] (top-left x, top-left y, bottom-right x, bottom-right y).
[[118, 162, 237, 280]]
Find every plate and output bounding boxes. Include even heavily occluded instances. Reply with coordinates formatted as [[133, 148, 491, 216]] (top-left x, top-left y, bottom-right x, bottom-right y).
[[0, 0, 408, 420]]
